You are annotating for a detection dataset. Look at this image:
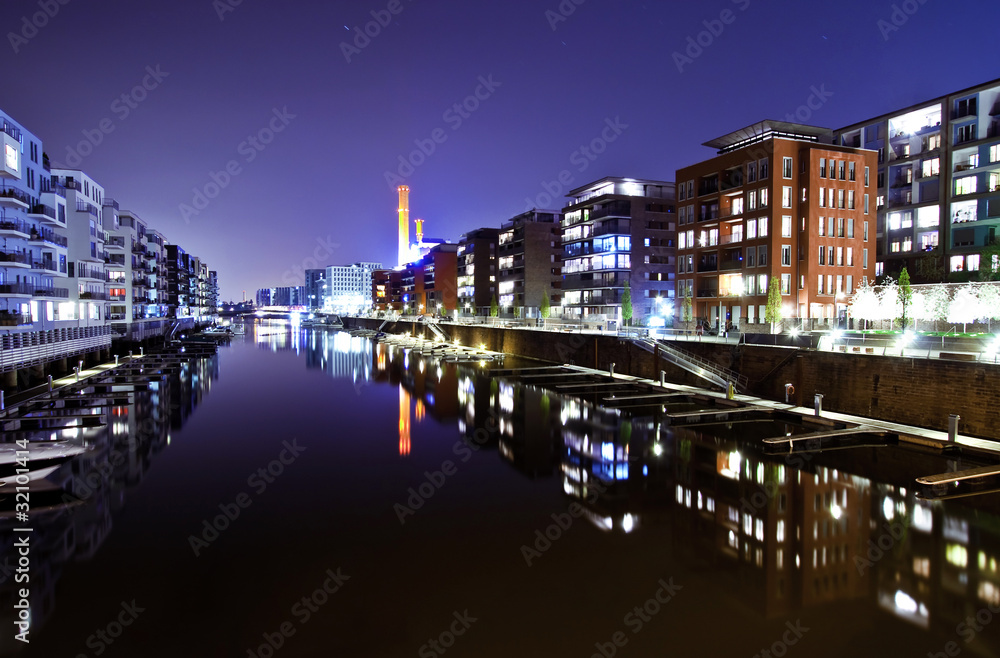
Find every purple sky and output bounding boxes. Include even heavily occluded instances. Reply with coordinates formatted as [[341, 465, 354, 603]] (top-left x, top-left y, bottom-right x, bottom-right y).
[[1, 0, 997, 300]]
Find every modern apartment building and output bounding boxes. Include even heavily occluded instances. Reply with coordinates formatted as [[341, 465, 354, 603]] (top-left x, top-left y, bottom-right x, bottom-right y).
[[560, 177, 676, 321], [304, 268, 326, 310], [676, 121, 877, 328], [830, 77, 1000, 281], [456, 227, 498, 316], [255, 286, 305, 307], [323, 261, 382, 312], [498, 209, 562, 318], [401, 244, 458, 315], [372, 269, 403, 311], [103, 208, 171, 340]]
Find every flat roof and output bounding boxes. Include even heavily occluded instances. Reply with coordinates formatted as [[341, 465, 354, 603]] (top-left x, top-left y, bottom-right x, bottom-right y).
[[566, 176, 673, 198], [703, 120, 831, 151]]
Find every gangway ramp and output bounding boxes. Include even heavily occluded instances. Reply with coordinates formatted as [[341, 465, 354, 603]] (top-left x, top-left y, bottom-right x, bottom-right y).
[[632, 337, 748, 392]]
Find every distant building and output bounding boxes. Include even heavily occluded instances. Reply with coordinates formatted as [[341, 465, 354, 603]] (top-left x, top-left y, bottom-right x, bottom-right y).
[[372, 268, 403, 311], [498, 209, 562, 318], [304, 268, 325, 310], [402, 244, 458, 315], [323, 261, 381, 312], [676, 120, 876, 328], [560, 177, 676, 322], [255, 286, 305, 307], [829, 77, 1000, 282], [456, 227, 498, 315], [102, 207, 171, 340]]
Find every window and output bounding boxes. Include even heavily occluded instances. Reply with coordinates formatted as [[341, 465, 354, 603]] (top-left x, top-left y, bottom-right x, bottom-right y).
[[782, 186, 792, 208], [678, 233, 687, 249], [759, 217, 768, 237], [863, 248, 869, 268], [818, 246, 825, 265], [828, 246, 834, 265], [922, 158, 940, 178], [848, 218, 855, 238], [781, 215, 792, 238], [864, 166, 870, 187], [863, 221, 869, 242], [829, 188, 836, 208], [746, 247, 756, 267], [801, 187, 807, 202], [819, 187, 826, 208], [819, 158, 827, 178], [828, 217, 835, 237], [758, 274, 768, 295], [837, 218, 844, 238], [818, 274, 825, 294], [746, 218, 757, 239], [687, 181, 694, 199], [799, 275, 805, 290], [836, 247, 844, 266], [956, 177, 977, 195], [951, 255, 964, 272], [747, 161, 757, 182], [864, 194, 869, 215], [708, 228, 719, 246], [781, 273, 791, 295], [818, 217, 825, 237], [848, 162, 856, 181], [748, 190, 757, 210], [781, 245, 791, 266], [732, 197, 744, 215], [848, 190, 856, 210], [759, 158, 769, 179], [969, 254, 981, 271], [836, 275, 843, 293], [783, 157, 793, 178], [846, 275, 853, 292], [758, 246, 767, 266], [991, 145, 1000, 163], [838, 189, 845, 209], [838, 161, 846, 180], [760, 188, 769, 207]]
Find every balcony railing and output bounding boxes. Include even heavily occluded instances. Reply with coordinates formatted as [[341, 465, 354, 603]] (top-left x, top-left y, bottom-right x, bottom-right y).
[[0, 313, 32, 326], [0, 188, 30, 205], [0, 283, 69, 298], [697, 289, 719, 298], [30, 228, 68, 247], [720, 233, 742, 245], [76, 201, 99, 216], [28, 204, 56, 220], [0, 250, 32, 266], [79, 291, 108, 301], [0, 218, 31, 235]]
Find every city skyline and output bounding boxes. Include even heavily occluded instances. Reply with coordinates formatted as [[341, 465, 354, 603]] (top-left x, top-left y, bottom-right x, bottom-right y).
[[2, 0, 998, 300]]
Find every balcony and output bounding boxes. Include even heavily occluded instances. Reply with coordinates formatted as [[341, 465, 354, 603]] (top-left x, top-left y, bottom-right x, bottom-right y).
[[720, 260, 743, 271], [28, 204, 58, 226], [591, 200, 632, 220], [76, 201, 99, 216], [102, 198, 120, 210], [0, 250, 32, 268], [697, 288, 719, 298], [0, 312, 32, 326], [0, 218, 31, 237], [0, 282, 68, 298], [0, 188, 30, 209], [79, 291, 108, 301], [720, 233, 742, 245], [30, 227, 68, 248], [106, 236, 126, 250], [40, 180, 66, 198], [30, 258, 64, 275]]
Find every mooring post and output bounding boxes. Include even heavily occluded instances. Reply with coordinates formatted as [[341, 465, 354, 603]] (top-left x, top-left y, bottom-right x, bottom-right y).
[[129, 350, 133, 359], [660, 370, 666, 388], [814, 393, 824, 417], [0, 390, 4, 411], [140, 347, 144, 356], [785, 383, 793, 404], [115, 355, 119, 365], [74, 367, 80, 382], [727, 381, 735, 400], [609, 363, 616, 377], [948, 414, 961, 443], [47, 375, 53, 392]]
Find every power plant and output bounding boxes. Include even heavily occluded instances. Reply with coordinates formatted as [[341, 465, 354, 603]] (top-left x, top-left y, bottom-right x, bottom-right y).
[[396, 185, 443, 267]]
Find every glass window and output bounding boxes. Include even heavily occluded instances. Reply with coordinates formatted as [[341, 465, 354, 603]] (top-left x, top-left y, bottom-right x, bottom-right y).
[[758, 246, 767, 266], [760, 188, 769, 207], [819, 158, 827, 178], [819, 187, 826, 208], [746, 247, 755, 267], [781, 273, 791, 295], [818, 217, 825, 237], [818, 246, 825, 265], [848, 162, 856, 181], [782, 186, 792, 208], [847, 247, 854, 266], [759, 217, 768, 237], [781, 245, 791, 266], [863, 221, 869, 241], [838, 161, 846, 180], [746, 219, 757, 239], [759, 158, 769, 179], [782, 157, 793, 179], [848, 218, 855, 238], [781, 215, 792, 237], [864, 166, 870, 186], [747, 161, 757, 183]]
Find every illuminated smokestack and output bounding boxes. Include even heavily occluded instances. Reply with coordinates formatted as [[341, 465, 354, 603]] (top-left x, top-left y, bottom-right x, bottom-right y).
[[415, 219, 424, 245], [398, 185, 410, 266]]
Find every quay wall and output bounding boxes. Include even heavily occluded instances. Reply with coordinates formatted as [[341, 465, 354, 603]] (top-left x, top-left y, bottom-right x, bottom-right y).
[[347, 318, 1000, 442]]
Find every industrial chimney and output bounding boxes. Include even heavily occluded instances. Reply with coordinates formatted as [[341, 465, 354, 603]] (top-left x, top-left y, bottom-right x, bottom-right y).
[[398, 185, 410, 267]]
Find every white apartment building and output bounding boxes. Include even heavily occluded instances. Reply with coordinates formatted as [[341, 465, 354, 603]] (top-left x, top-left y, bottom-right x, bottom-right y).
[[323, 261, 382, 312]]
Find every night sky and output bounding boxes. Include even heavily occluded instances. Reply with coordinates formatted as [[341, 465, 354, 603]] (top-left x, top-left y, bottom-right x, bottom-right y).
[[1, 0, 997, 301]]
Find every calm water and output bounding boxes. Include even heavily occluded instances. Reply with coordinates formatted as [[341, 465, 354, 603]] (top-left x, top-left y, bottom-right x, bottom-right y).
[[3, 322, 1000, 657]]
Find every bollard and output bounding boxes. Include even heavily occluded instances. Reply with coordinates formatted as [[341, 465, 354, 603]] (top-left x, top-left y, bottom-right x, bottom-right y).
[[47, 375, 53, 392], [74, 367, 80, 382], [140, 347, 144, 356], [948, 414, 960, 443], [0, 390, 4, 411], [129, 351, 133, 359], [814, 393, 824, 417], [660, 370, 666, 388], [609, 363, 616, 377], [115, 355, 119, 365], [727, 381, 735, 400], [784, 383, 794, 404]]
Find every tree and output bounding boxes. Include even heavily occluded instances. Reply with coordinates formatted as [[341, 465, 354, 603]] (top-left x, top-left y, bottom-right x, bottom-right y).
[[978, 284, 1000, 330], [898, 267, 913, 330], [849, 279, 880, 329], [489, 294, 499, 318], [764, 278, 783, 332], [978, 239, 1000, 282], [621, 280, 633, 326], [681, 295, 693, 323], [540, 291, 551, 320], [948, 284, 982, 333]]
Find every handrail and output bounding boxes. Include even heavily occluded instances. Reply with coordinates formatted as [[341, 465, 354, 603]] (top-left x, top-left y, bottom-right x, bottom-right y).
[[632, 336, 748, 391]]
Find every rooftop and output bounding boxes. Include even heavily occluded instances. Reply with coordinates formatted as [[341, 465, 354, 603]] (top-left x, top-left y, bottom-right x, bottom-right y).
[[703, 120, 831, 153]]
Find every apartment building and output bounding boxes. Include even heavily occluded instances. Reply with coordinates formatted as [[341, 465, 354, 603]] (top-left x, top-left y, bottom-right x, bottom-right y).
[[498, 209, 562, 318], [830, 78, 1000, 281], [255, 286, 305, 307], [560, 177, 676, 322], [401, 244, 458, 315], [456, 227, 498, 315], [372, 269, 403, 311], [676, 121, 877, 328], [304, 268, 326, 310], [323, 261, 382, 312]]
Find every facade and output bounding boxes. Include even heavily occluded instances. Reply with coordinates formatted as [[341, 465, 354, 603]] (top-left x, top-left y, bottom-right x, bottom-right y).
[[456, 227, 498, 316], [323, 261, 382, 312], [676, 121, 877, 328], [560, 177, 676, 322], [372, 268, 403, 311], [830, 78, 1000, 282], [304, 268, 326, 310], [401, 244, 458, 315], [255, 286, 305, 307], [498, 209, 562, 318], [51, 168, 106, 330], [103, 207, 171, 340]]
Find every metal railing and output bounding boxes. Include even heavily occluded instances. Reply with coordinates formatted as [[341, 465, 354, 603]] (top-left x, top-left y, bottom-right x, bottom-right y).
[[633, 336, 748, 391]]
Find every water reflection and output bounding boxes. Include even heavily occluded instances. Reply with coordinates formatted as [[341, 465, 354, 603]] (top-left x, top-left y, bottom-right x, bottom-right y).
[[0, 353, 219, 651], [281, 329, 1000, 650]]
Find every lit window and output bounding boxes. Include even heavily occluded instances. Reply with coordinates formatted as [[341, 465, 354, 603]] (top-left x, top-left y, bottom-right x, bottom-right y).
[[746, 218, 757, 239], [968, 254, 981, 271], [781, 215, 792, 237], [782, 157, 793, 179], [951, 255, 965, 272], [781, 273, 791, 295], [782, 187, 792, 208], [956, 176, 977, 195], [760, 188, 769, 207]]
